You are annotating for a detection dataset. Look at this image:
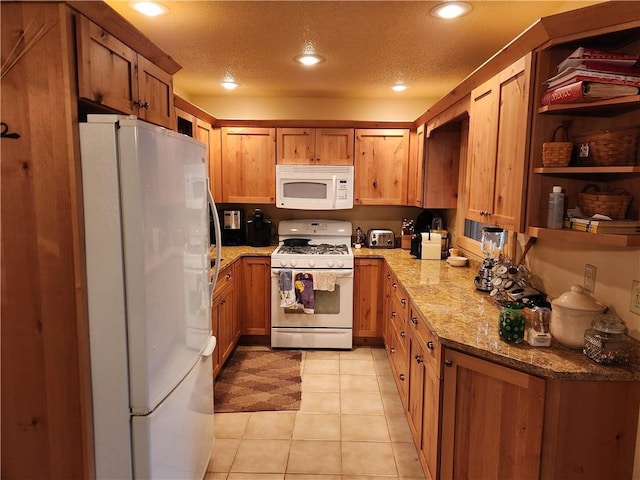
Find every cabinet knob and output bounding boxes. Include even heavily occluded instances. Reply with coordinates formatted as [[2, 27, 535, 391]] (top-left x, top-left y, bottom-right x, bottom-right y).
[[373, 180, 378, 188], [134, 100, 150, 109], [400, 331, 406, 338], [445, 359, 453, 367], [415, 355, 423, 364], [399, 373, 405, 381], [387, 274, 391, 280], [226, 273, 232, 280], [401, 298, 406, 306], [392, 283, 397, 289], [390, 348, 396, 354], [411, 317, 418, 325], [427, 341, 434, 350], [391, 311, 396, 318]]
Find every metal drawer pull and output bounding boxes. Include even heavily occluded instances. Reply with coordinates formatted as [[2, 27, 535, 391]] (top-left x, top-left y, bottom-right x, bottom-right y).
[[415, 355, 423, 364], [427, 341, 434, 350], [391, 311, 396, 318], [411, 317, 418, 325], [445, 359, 453, 367], [400, 331, 406, 338], [401, 298, 406, 305], [390, 348, 396, 354], [399, 374, 405, 381], [392, 283, 397, 289]]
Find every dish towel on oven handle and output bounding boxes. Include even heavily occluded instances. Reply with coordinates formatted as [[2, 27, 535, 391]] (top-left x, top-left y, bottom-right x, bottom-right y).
[[313, 271, 337, 292], [294, 272, 315, 314], [279, 269, 298, 308]]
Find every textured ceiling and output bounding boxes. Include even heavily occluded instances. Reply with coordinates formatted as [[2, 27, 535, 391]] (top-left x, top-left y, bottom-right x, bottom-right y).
[[105, 1, 601, 102]]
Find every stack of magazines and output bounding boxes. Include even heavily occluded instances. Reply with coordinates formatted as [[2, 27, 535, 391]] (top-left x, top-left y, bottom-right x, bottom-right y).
[[569, 217, 640, 234], [541, 47, 640, 106]]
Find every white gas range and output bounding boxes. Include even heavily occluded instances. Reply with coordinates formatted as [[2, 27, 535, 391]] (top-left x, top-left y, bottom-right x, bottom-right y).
[[271, 220, 354, 349]]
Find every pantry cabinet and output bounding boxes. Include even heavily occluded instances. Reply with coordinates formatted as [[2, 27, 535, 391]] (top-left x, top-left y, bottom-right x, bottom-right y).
[[354, 129, 410, 205], [239, 257, 271, 336], [76, 15, 174, 128], [464, 53, 533, 232], [277, 128, 354, 165], [526, 26, 640, 247], [353, 259, 383, 340], [221, 127, 276, 203]]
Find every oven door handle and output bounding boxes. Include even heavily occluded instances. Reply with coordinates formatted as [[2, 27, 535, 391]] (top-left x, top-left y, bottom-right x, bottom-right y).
[[271, 269, 353, 277]]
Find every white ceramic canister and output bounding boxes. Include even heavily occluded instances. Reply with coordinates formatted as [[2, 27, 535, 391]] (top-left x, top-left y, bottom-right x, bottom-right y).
[[550, 285, 607, 348]]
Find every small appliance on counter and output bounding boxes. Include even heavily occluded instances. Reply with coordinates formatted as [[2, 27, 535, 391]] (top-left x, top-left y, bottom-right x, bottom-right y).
[[221, 209, 244, 245], [474, 227, 506, 291], [367, 229, 395, 248], [410, 230, 442, 259], [246, 208, 272, 246]]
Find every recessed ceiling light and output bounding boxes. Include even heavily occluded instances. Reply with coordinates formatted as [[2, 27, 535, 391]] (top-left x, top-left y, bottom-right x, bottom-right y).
[[130, 1, 168, 17], [431, 1, 472, 19], [220, 81, 239, 90], [391, 83, 408, 92], [294, 54, 325, 66]]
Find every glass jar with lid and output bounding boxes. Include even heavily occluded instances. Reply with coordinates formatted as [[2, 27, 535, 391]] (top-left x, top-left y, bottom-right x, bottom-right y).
[[583, 314, 635, 365]]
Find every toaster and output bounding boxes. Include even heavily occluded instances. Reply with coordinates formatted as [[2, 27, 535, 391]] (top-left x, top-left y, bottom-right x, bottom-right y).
[[367, 229, 395, 248]]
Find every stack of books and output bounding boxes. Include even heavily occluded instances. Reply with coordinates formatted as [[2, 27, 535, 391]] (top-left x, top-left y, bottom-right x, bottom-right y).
[[570, 217, 640, 234], [541, 47, 640, 106]]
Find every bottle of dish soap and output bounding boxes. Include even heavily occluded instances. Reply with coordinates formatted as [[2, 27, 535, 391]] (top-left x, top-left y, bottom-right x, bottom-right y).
[[547, 185, 565, 229]]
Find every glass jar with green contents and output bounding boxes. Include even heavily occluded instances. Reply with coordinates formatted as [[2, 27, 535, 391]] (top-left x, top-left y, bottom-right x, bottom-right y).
[[499, 301, 526, 344]]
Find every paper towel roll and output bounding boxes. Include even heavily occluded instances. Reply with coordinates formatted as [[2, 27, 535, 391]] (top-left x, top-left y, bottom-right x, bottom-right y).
[[421, 232, 441, 260]]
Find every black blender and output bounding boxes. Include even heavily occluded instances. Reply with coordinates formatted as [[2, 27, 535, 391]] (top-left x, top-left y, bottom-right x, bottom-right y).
[[474, 227, 506, 292]]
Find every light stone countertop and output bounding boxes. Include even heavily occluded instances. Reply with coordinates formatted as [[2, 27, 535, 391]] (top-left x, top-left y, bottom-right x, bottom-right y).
[[214, 244, 640, 381]]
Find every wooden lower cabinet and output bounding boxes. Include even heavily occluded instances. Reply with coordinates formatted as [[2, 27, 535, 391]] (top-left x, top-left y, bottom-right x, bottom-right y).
[[240, 256, 271, 336], [211, 263, 240, 378], [353, 258, 383, 339], [441, 348, 545, 480]]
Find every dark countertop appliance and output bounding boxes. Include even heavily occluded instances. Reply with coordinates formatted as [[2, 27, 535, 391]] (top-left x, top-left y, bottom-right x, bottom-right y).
[[246, 208, 272, 246]]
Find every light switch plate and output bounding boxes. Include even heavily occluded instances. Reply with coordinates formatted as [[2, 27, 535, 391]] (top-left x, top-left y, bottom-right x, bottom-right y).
[[584, 264, 596, 293]]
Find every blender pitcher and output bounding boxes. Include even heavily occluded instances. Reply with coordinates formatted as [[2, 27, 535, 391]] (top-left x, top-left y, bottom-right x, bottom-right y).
[[474, 227, 506, 291]]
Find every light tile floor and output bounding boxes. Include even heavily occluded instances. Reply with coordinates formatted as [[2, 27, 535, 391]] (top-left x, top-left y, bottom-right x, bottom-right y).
[[206, 346, 425, 480]]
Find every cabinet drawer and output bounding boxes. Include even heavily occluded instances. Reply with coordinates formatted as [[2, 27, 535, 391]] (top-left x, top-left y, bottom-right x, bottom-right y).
[[409, 304, 442, 377], [213, 263, 234, 297]]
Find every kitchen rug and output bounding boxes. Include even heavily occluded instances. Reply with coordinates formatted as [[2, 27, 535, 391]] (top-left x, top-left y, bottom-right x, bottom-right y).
[[214, 349, 302, 413]]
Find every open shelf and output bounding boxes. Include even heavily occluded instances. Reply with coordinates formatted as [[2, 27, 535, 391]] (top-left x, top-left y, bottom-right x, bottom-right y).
[[537, 95, 640, 116], [528, 226, 640, 247], [533, 166, 640, 174]]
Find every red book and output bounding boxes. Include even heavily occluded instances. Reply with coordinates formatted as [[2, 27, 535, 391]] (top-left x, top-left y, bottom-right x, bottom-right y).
[[564, 61, 640, 76], [557, 47, 640, 72], [545, 68, 640, 90], [540, 81, 639, 106]]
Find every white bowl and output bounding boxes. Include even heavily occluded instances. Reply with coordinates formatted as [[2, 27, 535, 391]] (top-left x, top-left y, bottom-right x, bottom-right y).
[[447, 255, 468, 267]]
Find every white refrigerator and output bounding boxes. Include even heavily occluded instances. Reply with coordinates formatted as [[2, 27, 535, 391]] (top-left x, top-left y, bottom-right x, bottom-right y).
[[79, 115, 222, 479]]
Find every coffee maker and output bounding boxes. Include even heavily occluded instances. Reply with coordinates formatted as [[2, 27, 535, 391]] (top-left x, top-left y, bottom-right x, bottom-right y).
[[221, 209, 244, 245], [246, 209, 272, 247], [474, 227, 506, 292]]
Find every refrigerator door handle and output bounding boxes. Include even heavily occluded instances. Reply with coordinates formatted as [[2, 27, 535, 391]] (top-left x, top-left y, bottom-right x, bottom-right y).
[[201, 336, 217, 357], [207, 178, 222, 295]]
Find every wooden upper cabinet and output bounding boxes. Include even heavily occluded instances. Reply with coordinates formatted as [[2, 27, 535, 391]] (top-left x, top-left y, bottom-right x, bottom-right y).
[[221, 127, 276, 203], [75, 15, 174, 128], [277, 128, 354, 165], [407, 126, 425, 207], [465, 53, 533, 232], [354, 129, 410, 205]]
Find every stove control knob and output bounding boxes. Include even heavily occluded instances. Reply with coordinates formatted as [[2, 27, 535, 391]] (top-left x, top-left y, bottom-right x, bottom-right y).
[[327, 260, 335, 268], [280, 259, 288, 267], [309, 260, 316, 267], [290, 260, 297, 267], [337, 260, 344, 268]]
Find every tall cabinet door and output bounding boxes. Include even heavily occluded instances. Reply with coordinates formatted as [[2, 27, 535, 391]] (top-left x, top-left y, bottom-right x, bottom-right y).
[[353, 259, 383, 338], [465, 54, 532, 231], [240, 257, 271, 336], [137, 55, 174, 129], [221, 127, 276, 203]]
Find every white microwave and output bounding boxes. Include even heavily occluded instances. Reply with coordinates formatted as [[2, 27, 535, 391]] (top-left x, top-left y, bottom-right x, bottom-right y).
[[275, 165, 354, 210]]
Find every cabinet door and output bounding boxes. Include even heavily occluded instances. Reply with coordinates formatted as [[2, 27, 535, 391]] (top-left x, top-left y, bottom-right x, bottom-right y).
[[408, 337, 425, 443], [216, 285, 235, 365], [421, 362, 441, 480], [221, 127, 276, 203], [194, 118, 212, 174], [465, 54, 532, 231], [441, 348, 544, 480], [424, 122, 461, 209], [315, 128, 354, 165], [136, 55, 174, 129], [277, 128, 315, 164], [353, 258, 383, 338], [355, 129, 410, 205], [407, 126, 425, 207], [240, 257, 271, 336], [76, 15, 138, 115]]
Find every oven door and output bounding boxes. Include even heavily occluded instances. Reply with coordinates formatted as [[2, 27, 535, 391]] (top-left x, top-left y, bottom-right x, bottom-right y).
[[270, 268, 353, 328]]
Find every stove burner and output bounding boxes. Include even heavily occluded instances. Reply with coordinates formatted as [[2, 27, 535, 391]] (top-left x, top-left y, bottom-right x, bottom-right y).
[[276, 243, 349, 255]]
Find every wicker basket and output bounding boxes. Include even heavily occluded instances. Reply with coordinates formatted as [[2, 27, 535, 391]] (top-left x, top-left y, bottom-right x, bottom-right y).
[[578, 185, 632, 219], [574, 127, 640, 166], [542, 124, 573, 167]]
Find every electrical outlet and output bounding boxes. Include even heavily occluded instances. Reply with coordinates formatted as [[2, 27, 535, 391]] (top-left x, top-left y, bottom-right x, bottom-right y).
[[631, 280, 640, 316], [584, 264, 597, 293]]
